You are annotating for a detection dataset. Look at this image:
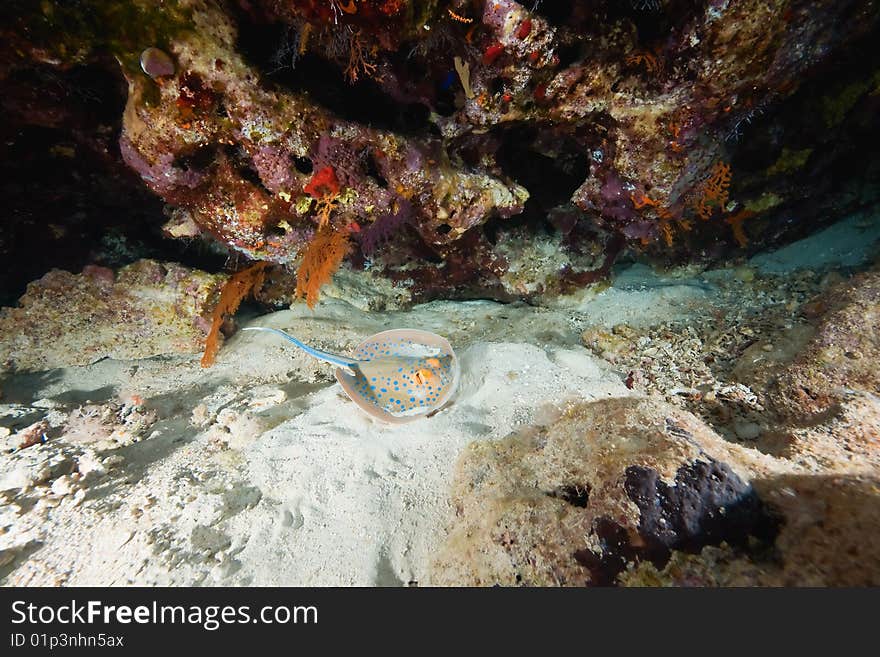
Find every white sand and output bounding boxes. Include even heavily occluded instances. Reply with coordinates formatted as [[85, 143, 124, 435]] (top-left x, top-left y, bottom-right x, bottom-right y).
[[0, 299, 628, 586], [236, 341, 627, 585], [2, 215, 875, 585]]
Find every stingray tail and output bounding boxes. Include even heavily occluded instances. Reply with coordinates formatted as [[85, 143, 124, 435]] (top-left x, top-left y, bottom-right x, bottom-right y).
[[241, 327, 358, 374]]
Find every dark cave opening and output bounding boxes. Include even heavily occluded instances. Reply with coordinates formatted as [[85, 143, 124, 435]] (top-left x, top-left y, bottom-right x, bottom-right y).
[[173, 143, 219, 173], [0, 61, 230, 307], [487, 126, 590, 244], [233, 18, 432, 136], [732, 27, 880, 174], [726, 26, 880, 246], [531, 0, 575, 26], [292, 155, 314, 175], [622, 1, 687, 45], [0, 125, 230, 307], [497, 127, 590, 205], [554, 42, 584, 70], [362, 148, 389, 189], [434, 83, 457, 117]]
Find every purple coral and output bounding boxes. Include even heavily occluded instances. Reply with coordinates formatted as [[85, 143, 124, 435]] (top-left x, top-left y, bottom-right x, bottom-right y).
[[359, 197, 414, 258]]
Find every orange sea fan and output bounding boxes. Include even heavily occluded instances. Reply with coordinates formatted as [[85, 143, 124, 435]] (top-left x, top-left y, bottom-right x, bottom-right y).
[[694, 161, 732, 220], [626, 52, 661, 75], [656, 207, 675, 247], [344, 27, 378, 83], [295, 227, 351, 309], [630, 192, 659, 209], [629, 192, 683, 246], [201, 261, 270, 367], [726, 208, 755, 247]]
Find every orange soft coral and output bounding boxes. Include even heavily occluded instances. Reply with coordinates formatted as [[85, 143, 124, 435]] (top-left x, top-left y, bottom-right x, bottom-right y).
[[201, 261, 269, 367], [626, 52, 662, 75], [726, 209, 755, 247], [295, 227, 351, 309], [694, 161, 732, 220]]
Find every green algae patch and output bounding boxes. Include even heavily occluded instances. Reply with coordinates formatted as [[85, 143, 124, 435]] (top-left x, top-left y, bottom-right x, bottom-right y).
[[820, 69, 880, 128], [766, 148, 812, 177], [745, 192, 783, 214], [12, 0, 194, 74]]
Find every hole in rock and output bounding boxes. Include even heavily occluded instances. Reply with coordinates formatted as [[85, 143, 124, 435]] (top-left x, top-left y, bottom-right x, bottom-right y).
[[532, 1, 575, 26], [486, 125, 590, 244], [0, 61, 229, 306], [234, 18, 432, 136], [292, 155, 314, 175]]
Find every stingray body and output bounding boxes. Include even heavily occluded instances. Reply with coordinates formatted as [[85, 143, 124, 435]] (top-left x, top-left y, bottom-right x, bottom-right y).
[[242, 327, 459, 423]]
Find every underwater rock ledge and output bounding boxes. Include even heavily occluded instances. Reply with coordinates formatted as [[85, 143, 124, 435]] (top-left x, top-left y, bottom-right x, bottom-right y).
[[0, 260, 225, 373], [3, 0, 879, 302], [432, 395, 880, 586]]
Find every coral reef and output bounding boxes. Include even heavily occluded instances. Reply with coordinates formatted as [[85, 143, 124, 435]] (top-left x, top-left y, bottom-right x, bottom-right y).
[[114, 1, 528, 268], [2, 0, 879, 588], [0, 260, 226, 372], [3, 0, 878, 302], [431, 397, 777, 586], [438, 0, 880, 259], [432, 395, 880, 586], [768, 270, 880, 422]]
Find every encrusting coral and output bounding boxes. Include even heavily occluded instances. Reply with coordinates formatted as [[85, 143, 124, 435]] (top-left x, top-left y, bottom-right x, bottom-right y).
[[432, 392, 880, 586], [0, 260, 227, 373], [693, 162, 733, 221], [114, 0, 526, 262]]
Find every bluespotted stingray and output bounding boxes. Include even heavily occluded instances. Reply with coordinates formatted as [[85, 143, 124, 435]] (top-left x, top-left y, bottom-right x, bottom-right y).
[[242, 327, 460, 423]]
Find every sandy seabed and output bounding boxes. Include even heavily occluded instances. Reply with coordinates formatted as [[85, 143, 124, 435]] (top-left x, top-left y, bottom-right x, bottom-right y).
[[2, 213, 879, 586]]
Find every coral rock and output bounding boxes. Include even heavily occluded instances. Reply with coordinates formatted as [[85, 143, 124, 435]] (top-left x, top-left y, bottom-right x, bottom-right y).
[[0, 260, 226, 372], [769, 270, 880, 422], [432, 395, 880, 586], [431, 397, 776, 586]]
